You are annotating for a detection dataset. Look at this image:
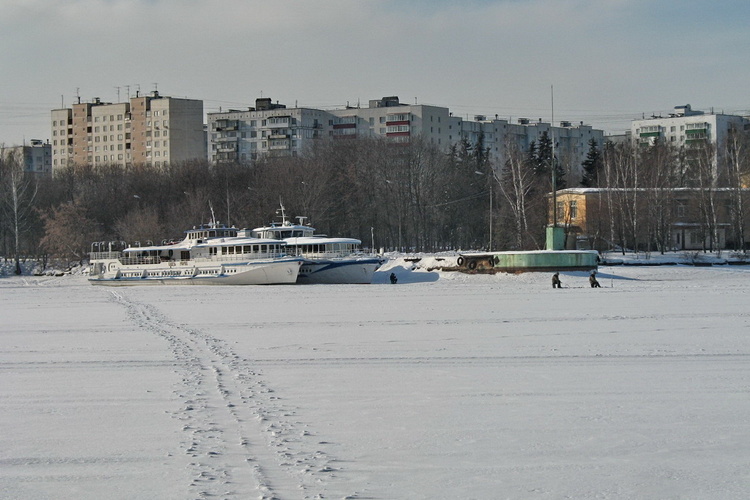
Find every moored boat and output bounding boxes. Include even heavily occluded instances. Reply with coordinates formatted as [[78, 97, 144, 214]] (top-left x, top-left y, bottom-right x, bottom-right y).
[[88, 222, 301, 285], [250, 205, 383, 284]]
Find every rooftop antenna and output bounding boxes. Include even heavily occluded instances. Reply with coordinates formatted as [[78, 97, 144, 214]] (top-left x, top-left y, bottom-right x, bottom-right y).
[[125, 85, 130, 99], [75, 87, 80, 104], [115, 86, 120, 102], [153, 82, 158, 92]]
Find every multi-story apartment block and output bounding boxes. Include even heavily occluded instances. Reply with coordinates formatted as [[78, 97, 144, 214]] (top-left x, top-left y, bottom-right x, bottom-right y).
[[632, 104, 747, 148], [51, 91, 204, 172], [328, 96, 453, 147], [207, 98, 328, 163], [457, 115, 603, 182], [1, 139, 52, 176], [208, 95, 604, 184], [632, 104, 750, 180]]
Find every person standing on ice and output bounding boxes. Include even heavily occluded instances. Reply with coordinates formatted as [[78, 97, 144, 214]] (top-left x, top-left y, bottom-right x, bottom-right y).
[[589, 271, 601, 288], [552, 272, 562, 289], [390, 272, 398, 284]]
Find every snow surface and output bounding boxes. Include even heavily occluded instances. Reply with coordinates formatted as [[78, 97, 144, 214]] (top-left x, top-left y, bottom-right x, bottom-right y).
[[1, 258, 750, 499]]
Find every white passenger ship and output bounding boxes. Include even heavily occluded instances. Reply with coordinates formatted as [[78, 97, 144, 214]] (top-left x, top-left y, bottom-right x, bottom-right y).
[[89, 222, 301, 285], [251, 205, 383, 284]]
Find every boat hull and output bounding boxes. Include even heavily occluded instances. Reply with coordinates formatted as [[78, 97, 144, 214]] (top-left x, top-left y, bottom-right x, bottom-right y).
[[297, 258, 382, 284], [88, 259, 301, 286]]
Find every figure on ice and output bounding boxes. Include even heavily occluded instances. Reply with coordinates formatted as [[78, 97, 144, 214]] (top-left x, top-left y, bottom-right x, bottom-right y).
[[552, 272, 562, 289], [589, 271, 601, 288]]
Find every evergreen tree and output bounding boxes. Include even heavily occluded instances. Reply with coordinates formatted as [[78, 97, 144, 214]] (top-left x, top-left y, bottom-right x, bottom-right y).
[[534, 132, 566, 189], [580, 138, 602, 187], [535, 132, 553, 177]]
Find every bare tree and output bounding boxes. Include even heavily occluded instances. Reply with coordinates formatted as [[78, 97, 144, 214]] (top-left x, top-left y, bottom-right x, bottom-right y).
[[691, 142, 721, 253], [39, 200, 102, 262], [0, 146, 38, 273], [723, 125, 750, 251], [498, 139, 536, 249]]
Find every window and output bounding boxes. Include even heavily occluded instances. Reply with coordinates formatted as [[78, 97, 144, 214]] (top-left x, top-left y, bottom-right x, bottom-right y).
[[569, 201, 578, 220]]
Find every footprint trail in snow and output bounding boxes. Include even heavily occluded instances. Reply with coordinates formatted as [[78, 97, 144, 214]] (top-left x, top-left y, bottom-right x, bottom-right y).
[[108, 289, 345, 499]]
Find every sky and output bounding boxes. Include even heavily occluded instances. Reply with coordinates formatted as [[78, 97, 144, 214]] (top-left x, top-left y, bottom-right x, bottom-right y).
[[2, 0, 749, 145]]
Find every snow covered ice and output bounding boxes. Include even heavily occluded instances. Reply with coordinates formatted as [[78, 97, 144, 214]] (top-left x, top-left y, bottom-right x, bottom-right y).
[[1, 259, 749, 499]]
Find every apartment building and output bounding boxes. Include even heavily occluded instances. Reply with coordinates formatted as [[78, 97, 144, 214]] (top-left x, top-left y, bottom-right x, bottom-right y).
[[51, 91, 204, 172], [632, 104, 750, 180], [1, 139, 52, 176], [207, 98, 329, 163], [208, 95, 604, 183]]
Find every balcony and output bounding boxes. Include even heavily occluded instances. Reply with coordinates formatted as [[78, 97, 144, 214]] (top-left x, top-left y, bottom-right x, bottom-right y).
[[267, 117, 291, 128], [269, 139, 290, 150]]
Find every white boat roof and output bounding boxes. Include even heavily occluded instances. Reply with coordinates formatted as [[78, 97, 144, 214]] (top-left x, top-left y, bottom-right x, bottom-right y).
[[283, 236, 362, 245], [123, 236, 285, 253]]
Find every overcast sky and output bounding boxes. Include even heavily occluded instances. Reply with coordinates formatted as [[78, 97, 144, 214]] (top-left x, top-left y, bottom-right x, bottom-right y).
[[2, 0, 749, 145]]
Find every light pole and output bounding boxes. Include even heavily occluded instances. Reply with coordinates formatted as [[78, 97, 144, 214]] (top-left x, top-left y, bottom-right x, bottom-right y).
[[475, 170, 493, 250], [385, 179, 402, 251]]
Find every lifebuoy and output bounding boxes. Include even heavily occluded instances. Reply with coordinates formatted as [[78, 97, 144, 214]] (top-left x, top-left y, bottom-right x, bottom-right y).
[[457, 256, 465, 266], [468, 260, 477, 270]]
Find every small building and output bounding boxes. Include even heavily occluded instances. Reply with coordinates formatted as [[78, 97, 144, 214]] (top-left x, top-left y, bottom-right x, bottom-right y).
[[550, 187, 749, 252]]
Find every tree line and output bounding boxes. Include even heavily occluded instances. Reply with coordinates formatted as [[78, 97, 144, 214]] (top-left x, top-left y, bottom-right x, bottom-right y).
[[2, 128, 750, 272]]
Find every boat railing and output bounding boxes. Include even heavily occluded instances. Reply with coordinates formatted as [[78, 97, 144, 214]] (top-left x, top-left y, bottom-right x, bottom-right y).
[[118, 255, 162, 266], [89, 251, 122, 260], [92, 252, 292, 266], [194, 252, 290, 263]]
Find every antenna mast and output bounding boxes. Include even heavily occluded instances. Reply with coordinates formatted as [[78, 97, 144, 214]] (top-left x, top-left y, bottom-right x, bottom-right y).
[[551, 85, 557, 228]]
